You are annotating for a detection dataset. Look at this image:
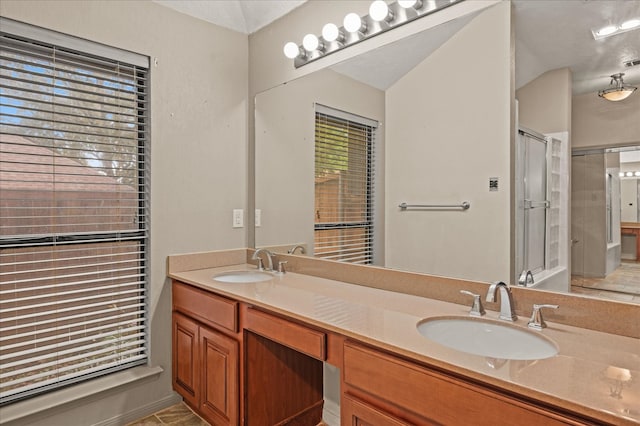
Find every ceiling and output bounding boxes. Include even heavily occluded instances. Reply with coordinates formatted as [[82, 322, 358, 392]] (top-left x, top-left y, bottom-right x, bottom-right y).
[[153, 0, 640, 95], [151, 0, 306, 34]]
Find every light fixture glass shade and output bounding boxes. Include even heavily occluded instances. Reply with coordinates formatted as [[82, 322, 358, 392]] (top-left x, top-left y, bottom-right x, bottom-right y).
[[620, 19, 640, 30], [596, 25, 617, 37], [598, 73, 637, 102], [344, 13, 364, 33], [322, 23, 341, 42], [620, 172, 626, 177], [283, 42, 300, 59], [370, 1, 391, 22], [398, 0, 420, 8], [302, 34, 320, 51], [626, 172, 634, 177]]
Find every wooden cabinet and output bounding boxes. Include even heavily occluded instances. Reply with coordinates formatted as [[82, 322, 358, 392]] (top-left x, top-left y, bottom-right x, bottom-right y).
[[172, 278, 609, 426], [172, 282, 239, 426], [342, 341, 599, 426], [342, 394, 410, 426]]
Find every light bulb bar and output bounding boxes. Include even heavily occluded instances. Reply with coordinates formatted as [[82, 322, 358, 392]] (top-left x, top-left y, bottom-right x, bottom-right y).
[[283, 0, 461, 68]]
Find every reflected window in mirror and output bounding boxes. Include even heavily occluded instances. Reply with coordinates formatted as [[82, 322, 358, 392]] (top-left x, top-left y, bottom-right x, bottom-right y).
[[314, 105, 378, 264]]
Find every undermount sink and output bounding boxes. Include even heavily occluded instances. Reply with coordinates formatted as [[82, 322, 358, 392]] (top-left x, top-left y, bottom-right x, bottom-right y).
[[416, 316, 558, 360], [213, 270, 274, 283]]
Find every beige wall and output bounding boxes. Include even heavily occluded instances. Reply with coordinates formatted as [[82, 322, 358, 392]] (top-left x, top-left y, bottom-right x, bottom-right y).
[[0, 0, 248, 424], [516, 68, 572, 135], [572, 90, 640, 149], [254, 69, 385, 259], [385, 2, 512, 282]]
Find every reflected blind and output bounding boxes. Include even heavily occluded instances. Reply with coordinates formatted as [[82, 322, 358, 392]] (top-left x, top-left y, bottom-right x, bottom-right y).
[[0, 24, 150, 405], [314, 106, 376, 264]]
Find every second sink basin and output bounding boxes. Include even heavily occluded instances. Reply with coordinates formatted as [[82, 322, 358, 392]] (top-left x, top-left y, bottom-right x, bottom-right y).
[[416, 316, 558, 360], [213, 270, 274, 283]]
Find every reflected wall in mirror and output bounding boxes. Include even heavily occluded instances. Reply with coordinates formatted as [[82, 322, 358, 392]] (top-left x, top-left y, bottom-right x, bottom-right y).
[[256, 2, 512, 284], [255, 0, 640, 302], [571, 147, 640, 303]]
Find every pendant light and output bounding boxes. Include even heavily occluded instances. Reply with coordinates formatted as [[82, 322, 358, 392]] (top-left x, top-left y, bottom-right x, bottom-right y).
[[598, 73, 637, 102]]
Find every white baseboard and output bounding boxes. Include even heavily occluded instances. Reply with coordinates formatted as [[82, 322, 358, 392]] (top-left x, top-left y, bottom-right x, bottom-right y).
[[95, 393, 183, 426]]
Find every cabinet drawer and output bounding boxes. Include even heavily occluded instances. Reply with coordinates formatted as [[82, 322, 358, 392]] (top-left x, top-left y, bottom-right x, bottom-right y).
[[344, 342, 588, 426], [173, 281, 238, 333], [245, 307, 326, 360]]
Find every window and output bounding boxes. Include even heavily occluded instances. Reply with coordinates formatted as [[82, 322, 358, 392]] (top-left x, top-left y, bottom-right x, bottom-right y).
[[0, 19, 150, 404], [314, 105, 376, 264]]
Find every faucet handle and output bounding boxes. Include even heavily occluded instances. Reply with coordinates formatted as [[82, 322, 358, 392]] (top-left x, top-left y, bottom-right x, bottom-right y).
[[460, 290, 486, 317], [527, 304, 559, 330], [255, 257, 265, 271], [277, 260, 288, 274]]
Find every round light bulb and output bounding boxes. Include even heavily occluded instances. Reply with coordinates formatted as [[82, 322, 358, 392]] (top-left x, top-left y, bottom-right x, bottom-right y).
[[369, 1, 390, 22], [398, 0, 419, 7], [302, 34, 319, 51], [620, 172, 625, 177], [626, 171, 634, 177], [283, 42, 300, 59], [344, 13, 363, 33], [634, 171, 640, 177], [596, 25, 617, 36], [322, 23, 340, 42], [620, 19, 640, 30]]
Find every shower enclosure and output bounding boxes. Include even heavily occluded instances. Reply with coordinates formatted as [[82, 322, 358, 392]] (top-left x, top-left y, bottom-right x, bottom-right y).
[[515, 128, 566, 290]]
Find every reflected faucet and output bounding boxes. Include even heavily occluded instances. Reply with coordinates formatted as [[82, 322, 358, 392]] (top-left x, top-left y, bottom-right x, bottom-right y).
[[252, 248, 274, 271], [518, 270, 534, 287], [287, 244, 306, 255], [486, 281, 517, 321]]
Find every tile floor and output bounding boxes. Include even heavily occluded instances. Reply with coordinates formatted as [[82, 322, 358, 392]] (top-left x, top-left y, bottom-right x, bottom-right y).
[[127, 402, 329, 426], [127, 403, 209, 426], [571, 261, 640, 303]]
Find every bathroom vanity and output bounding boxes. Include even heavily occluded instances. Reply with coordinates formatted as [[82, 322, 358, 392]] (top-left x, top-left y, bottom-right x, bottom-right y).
[[168, 250, 639, 426]]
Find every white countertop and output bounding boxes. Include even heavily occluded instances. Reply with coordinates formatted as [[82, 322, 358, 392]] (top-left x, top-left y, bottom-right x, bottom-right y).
[[169, 264, 640, 425]]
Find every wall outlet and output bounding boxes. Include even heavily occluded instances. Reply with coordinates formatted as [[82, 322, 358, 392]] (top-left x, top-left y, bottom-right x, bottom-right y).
[[233, 209, 243, 228], [255, 209, 261, 227]]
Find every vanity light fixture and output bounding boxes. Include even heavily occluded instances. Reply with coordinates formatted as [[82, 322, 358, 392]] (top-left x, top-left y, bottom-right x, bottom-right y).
[[302, 33, 322, 52], [598, 73, 637, 102], [344, 12, 366, 33], [322, 23, 343, 43], [370, 0, 394, 23], [283, 41, 304, 59], [283, 0, 460, 68]]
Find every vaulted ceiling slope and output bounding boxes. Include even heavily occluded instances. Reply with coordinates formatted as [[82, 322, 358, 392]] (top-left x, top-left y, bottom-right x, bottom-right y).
[[152, 0, 307, 34]]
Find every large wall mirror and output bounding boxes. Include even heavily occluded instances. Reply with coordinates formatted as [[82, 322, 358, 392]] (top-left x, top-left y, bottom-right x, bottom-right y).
[[254, 0, 640, 303]]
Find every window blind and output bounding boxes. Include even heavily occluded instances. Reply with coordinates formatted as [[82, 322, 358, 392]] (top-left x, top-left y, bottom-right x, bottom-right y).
[[0, 24, 149, 404], [314, 106, 376, 264]]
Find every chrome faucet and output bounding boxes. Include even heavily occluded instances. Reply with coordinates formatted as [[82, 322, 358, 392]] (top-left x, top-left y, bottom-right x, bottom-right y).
[[252, 248, 274, 271], [287, 244, 306, 255], [518, 270, 534, 287], [486, 281, 517, 321]]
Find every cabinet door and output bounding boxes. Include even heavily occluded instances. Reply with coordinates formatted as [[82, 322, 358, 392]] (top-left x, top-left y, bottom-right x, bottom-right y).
[[342, 395, 410, 426], [172, 312, 200, 409], [199, 326, 239, 426]]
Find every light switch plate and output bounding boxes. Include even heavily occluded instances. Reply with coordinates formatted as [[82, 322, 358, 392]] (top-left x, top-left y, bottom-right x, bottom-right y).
[[233, 209, 243, 228], [255, 209, 261, 227]]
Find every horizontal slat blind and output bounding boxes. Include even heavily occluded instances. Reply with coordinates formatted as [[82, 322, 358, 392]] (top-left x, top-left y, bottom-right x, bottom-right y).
[[0, 26, 149, 405], [314, 108, 375, 264]]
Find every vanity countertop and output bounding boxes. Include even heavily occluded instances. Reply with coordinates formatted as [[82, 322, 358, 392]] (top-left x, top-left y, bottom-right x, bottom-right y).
[[169, 263, 640, 425]]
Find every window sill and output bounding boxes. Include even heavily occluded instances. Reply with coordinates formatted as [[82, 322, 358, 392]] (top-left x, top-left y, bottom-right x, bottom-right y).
[[1, 365, 164, 424]]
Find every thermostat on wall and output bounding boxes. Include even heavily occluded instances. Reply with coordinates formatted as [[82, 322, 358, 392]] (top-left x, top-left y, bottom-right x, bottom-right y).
[[489, 177, 499, 192]]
